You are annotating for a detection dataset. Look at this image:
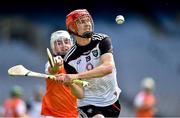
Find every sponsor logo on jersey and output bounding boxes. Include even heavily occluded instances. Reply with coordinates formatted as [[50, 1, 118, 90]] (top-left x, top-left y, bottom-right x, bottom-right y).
[[86, 63, 94, 70], [77, 59, 81, 65], [86, 56, 91, 62]]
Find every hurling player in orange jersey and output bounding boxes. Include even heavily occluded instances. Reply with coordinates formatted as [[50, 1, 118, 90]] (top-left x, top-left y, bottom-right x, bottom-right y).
[[41, 30, 84, 118], [3, 85, 27, 117], [134, 77, 156, 118]]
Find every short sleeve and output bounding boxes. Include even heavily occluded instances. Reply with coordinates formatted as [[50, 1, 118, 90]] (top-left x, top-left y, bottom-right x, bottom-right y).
[[99, 37, 113, 55]]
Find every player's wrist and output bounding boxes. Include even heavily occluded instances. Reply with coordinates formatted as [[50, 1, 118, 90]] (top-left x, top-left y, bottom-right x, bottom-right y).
[[76, 74, 82, 80], [76, 73, 84, 80], [70, 74, 80, 82]]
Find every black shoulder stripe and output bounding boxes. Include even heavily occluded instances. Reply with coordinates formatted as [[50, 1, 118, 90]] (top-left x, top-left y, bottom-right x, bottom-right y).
[[92, 33, 108, 41], [92, 34, 103, 40], [64, 45, 77, 62]]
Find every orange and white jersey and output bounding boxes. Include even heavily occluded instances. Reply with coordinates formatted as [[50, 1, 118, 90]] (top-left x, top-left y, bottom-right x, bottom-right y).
[[3, 97, 27, 117], [134, 91, 156, 117], [41, 63, 78, 117]]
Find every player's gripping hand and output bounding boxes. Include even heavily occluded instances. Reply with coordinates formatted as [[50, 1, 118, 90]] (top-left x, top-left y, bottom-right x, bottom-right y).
[[55, 74, 88, 86], [54, 56, 63, 67], [48, 56, 63, 74]]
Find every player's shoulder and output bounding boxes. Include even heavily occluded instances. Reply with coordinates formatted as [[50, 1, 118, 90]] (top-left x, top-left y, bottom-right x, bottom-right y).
[[92, 33, 109, 41]]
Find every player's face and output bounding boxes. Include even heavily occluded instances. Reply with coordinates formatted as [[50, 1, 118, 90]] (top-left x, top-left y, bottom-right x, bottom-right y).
[[54, 38, 72, 55], [75, 16, 93, 36]]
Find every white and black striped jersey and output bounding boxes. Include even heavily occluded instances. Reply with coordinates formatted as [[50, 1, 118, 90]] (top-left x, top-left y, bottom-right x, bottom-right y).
[[64, 33, 121, 107]]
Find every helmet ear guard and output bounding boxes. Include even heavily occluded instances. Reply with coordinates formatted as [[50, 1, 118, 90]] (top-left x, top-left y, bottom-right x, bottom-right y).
[[66, 9, 94, 38]]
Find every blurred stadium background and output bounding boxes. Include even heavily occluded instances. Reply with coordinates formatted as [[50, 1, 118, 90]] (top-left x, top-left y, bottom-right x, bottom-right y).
[[0, 0, 180, 116]]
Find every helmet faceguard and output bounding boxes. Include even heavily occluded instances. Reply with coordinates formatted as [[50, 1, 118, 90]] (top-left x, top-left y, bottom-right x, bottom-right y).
[[50, 30, 73, 55], [66, 9, 94, 38]]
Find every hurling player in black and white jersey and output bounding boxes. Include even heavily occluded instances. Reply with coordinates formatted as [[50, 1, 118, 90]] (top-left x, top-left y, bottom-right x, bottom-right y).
[[57, 9, 121, 118]]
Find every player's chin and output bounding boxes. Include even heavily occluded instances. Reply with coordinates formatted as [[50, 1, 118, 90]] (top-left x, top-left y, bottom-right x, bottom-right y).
[[60, 52, 67, 56]]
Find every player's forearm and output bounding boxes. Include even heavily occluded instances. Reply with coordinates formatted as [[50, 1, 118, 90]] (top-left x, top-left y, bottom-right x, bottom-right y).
[[78, 62, 114, 80], [70, 84, 84, 99]]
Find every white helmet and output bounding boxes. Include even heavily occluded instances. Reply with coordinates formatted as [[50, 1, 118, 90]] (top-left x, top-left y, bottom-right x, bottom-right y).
[[50, 30, 73, 53], [141, 77, 155, 90]]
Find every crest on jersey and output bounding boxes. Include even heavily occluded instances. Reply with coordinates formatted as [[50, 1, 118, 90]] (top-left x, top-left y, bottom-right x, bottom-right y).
[[92, 50, 98, 57]]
